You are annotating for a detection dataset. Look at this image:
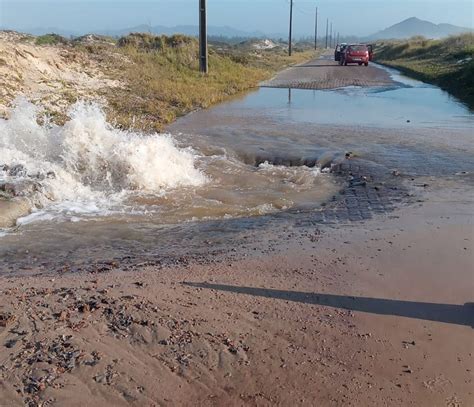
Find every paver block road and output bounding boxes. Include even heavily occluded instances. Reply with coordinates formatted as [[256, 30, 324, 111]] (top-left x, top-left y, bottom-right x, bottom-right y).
[[261, 53, 395, 90]]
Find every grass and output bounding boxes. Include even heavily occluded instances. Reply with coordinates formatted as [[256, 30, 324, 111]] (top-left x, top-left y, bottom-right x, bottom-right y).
[[88, 33, 315, 131], [26, 32, 315, 130], [35, 33, 69, 46], [374, 33, 474, 107]]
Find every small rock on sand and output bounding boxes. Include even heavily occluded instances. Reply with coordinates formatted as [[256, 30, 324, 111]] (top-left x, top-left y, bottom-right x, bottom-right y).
[[0, 198, 31, 228]]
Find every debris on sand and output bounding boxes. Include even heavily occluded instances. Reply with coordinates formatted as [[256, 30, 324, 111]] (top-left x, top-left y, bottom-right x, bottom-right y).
[[0, 311, 15, 327]]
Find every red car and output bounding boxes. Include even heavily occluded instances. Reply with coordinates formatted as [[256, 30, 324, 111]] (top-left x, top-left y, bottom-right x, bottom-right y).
[[340, 44, 369, 66]]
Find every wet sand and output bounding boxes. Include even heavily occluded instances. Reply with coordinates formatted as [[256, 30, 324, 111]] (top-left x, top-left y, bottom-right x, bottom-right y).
[[1, 184, 472, 406]]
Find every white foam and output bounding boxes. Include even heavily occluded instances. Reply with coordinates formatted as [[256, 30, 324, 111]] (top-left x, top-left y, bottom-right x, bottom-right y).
[[0, 99, 206, 221], [258, 161, 321, 184]]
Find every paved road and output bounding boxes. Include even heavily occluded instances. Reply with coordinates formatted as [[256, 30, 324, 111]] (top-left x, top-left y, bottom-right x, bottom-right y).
[[261, 53, 394, 90]]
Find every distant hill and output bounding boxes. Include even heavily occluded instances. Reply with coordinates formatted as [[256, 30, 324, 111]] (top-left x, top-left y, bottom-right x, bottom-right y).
[[6, 26, 78, 37], [9, 24, 267, 39], [6, 18, 471, 42], [368, 17, 472, 40], [109, 25, 266, 39]]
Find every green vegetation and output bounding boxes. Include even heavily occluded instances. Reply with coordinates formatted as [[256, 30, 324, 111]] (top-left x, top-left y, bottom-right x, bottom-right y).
[[375, 34, 474, 107], [26, 32, 315, 130], [97, 33, 315, 131], [35, 33, 69, 46], [117, 32, 195, 51]]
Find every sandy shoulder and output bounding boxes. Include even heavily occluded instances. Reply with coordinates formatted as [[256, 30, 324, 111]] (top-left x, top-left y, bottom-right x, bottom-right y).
[[0, 184, 472, 406]]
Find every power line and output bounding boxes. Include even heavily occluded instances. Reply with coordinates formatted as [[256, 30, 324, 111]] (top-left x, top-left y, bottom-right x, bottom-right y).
[[291, 2, 307, 15]]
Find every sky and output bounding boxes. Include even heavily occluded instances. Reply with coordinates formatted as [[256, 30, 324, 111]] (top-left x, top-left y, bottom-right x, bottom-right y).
[[0, 0, 472, 37]]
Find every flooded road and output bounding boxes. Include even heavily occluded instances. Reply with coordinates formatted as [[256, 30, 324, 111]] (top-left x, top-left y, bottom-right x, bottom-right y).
[[1, 58, 473, 274], [171, 64, 473, 177]]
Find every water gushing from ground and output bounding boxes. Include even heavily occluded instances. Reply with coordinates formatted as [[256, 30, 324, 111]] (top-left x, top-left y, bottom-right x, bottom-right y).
[[0, 99, 209, 223], [0, 99, 337, 229]]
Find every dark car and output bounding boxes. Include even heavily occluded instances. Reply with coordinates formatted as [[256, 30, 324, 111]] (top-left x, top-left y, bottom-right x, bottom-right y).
[[334, 43, 347, 62], [340, 44, 369, 66], [367, 44, 374, 61]]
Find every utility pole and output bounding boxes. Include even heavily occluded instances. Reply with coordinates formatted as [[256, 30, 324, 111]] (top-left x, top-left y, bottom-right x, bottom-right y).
[[330, 22, 333, 49], [337, 32, 340, 46], [325, 18, 328, 48], [199, 0, 208, 73], [314, 7, 318, 50], [288, 0, 293, 56]]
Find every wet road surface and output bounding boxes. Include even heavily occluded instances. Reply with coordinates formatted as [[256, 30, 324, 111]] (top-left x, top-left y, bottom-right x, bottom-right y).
[[261, 53, 394, 90], [1, 55, 473, 275]]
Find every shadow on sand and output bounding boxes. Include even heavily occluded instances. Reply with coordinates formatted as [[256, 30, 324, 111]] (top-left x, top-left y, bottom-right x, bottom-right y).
[[183, 282, 473, 328]]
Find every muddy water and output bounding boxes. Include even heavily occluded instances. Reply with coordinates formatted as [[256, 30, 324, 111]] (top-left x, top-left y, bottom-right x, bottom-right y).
[[0, 100, 340, 227], [1, 69, 473, 274]]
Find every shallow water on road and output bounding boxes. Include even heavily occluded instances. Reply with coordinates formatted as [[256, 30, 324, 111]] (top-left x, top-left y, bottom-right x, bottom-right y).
[[171, 68, 473, 177], [207, 83, 472, 130]]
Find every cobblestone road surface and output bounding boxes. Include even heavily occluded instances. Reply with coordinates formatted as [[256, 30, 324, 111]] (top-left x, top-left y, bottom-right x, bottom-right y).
[[261, 53, 395, 90]]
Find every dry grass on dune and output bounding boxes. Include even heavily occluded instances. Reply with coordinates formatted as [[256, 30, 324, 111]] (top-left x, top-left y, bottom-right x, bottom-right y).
[[375, 33, 474, 106], [102, 33, 314, 131], [1, 31, 315, 131]]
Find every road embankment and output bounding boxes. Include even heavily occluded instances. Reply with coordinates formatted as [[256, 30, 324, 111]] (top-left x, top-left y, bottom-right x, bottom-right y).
[[374, 34, 474, 108], [0, 31, 316, 132]]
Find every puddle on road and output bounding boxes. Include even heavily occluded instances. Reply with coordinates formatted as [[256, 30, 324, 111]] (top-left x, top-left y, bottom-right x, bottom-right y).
[[171, 70, 474, 177], [175, 67, 472, 130]]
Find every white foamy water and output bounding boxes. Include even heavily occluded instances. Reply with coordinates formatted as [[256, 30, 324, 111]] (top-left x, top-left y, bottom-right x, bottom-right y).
[[0, 99, 206, 222], [0, 99, 340, 232]]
